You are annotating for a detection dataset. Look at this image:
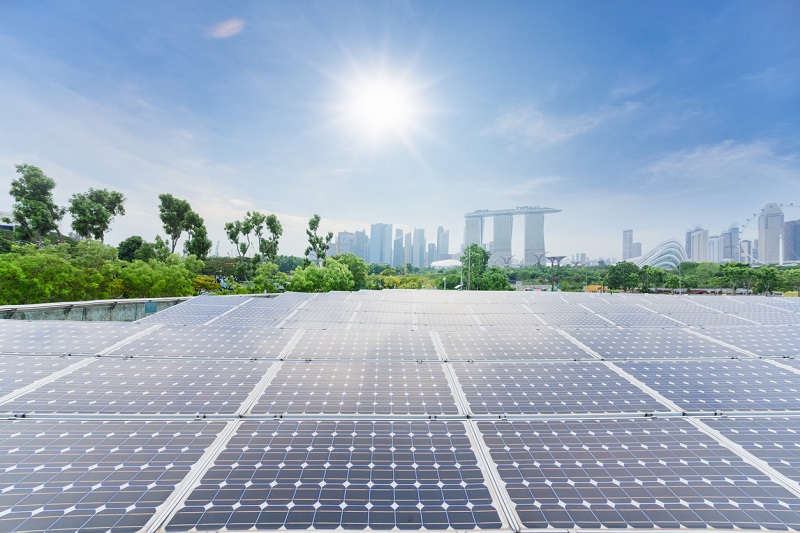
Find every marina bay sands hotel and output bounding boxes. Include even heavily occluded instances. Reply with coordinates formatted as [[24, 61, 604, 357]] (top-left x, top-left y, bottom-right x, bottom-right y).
[[464, 206, 561, 265]]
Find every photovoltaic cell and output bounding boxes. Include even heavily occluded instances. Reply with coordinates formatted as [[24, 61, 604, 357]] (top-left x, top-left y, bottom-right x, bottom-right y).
[[0, 355, 78, 396], [437, 330, 585, 361], [0, 321, 145, 355], [479, 418, 800, 530], [568, 328, 740, 359], [288, 330, 438, 360], [250, 361, 457, 415], [166, 420, 502, 531], [619, 359, 800, 412], [112, 325, 292, 358], [698, 326, 800, 356], [1, 359, 274, 415], [704, 416, 800, 483], [0, 419, 224, 533], [453, 361, 670, 415]]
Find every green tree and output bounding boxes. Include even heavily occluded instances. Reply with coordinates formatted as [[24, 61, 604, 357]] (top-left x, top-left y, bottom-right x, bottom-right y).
[[158, 193, 194, 253], [118, 236, 145, 262], [782, 269, 800, 294], [321, 258, 355, 291], [753, 266, 780, 294], [289, 264, 325, 292], [604, 261, 640, 291], [183, 211, 212, 260], [330, 253, 368, 290], [225, 211, 283, 276], [304, 214, 333, 265], [461, 243, 490, 290], [276, 255, 304, 273], [251, 262, 288, 293], [68, 188, 126, 242], [478, 267, 513, 291], [9, 164, 66, 245], [720, 262, 751, 292]]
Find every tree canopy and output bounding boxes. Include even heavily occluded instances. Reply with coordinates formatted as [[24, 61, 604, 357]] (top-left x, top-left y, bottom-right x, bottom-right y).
[[9, 164, 66, 245], [304, 214, 333, 265], [68, 188, 126, 242]]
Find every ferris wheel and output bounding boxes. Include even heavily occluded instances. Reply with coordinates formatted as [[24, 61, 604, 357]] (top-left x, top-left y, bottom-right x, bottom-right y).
[[739, 202, 799, 265]]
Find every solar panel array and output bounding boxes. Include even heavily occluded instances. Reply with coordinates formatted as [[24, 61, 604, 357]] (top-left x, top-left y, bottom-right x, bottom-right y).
[[1, 290, 800, 532]]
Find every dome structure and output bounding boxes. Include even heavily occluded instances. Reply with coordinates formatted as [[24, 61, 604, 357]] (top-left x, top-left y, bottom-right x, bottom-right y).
[[633, 239, 687, 270]]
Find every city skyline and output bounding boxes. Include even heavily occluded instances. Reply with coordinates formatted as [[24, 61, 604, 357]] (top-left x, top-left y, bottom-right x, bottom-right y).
[[1, 1, 798, 259]]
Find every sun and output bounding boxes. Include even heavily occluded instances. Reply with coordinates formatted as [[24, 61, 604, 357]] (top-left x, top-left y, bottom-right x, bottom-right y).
[[340, 73, 423, 141]]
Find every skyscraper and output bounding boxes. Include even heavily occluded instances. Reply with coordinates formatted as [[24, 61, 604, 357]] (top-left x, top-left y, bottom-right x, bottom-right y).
[[436, 226, 449, 261], [369, 223, 393, 264], [784, 220, 800, 262], [758, 203, 784, 264], [690, 228, 709, 263], [491, 214, 513, 265], [685, 230, 693, 261], [721, 225, 740, 263], [463, 218, 483, 248], [335, 231, 355, 255], [392, 229, 404, 268], [413, 229, 426, 269], [427, 243, 437, 267], [622, 229, 633, 261], [523, 213, 546, 264], [631, 242, 642, 259], [708, 235, 721, 263], [404, 232, 412, 268], [354, 230, 369, 262]]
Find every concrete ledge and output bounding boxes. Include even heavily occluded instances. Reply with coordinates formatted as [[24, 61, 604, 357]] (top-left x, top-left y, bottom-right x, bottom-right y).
[[0, 297, 191, 322]]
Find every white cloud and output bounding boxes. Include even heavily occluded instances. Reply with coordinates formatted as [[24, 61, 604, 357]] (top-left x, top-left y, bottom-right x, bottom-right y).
[[484, 102, 640, 148], [642, 140, 799, 196], [208, 18, 245, 39]]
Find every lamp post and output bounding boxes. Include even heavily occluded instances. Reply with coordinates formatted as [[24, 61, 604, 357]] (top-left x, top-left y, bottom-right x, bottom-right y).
[[443, 276, 447, 291]]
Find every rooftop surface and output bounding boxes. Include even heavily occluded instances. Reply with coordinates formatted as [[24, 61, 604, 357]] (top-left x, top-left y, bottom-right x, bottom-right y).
[[1, 290, 800, 532]]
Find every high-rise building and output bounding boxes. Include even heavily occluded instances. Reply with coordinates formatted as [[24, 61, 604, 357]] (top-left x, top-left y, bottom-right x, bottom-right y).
[[622, 230, 633, 261], [335, 231, 355, 255], [491, 214, 513, 265], [413, 229, 426, 269], [463, 218, 483, 248], [523, 213, 546, 264], [392, 229, 404, 268], [404, 233, 413, 268], [721, 225, 740, 263], [354, 230, 369, 262], [784, 220, 800, 262], [708, 235, 721, 263], [685, 231, 693, 261], [690, 228, 709, 263], [631, 242, 642, 259], [427, 243, 437, 267], [436, 226, 449, 261], [758, 203, 784, 264], [741, 240, 753, 264], [369, 223, 393, 264]]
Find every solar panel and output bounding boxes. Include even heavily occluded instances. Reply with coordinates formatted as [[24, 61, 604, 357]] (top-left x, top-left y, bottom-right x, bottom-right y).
[[704, 416, 800, 483], [165, 420, 503, 531], [250, 361, 458, 415], [696, 326, 800, 356], [0, 419, 224, 533], [619, 359, 800, 412], [0, 321, 147, 355], [453, 361, 671, 415], [287, 330, 438, 360], [112, 325, 292, 358], [478, 417, 800, 529], [4, 291, 800, 533], [568, 328, 741, 359], [0, 355, 78, 396], [1, 359, 274, 415], [437, 330, 586, 360]]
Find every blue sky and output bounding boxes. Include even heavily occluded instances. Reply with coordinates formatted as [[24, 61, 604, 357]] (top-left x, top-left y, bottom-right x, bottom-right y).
[[1, 0, 798, 261]]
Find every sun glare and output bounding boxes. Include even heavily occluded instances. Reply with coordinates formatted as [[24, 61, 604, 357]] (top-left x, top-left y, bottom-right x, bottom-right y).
[[341, 75, 422, 141]]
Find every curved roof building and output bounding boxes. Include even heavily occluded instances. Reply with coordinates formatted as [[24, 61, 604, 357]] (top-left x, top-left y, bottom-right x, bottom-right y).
[[633, 239, 688, 270]]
